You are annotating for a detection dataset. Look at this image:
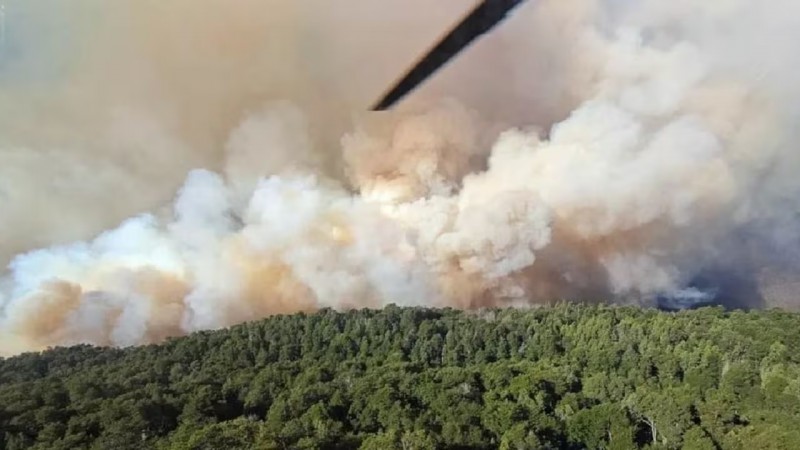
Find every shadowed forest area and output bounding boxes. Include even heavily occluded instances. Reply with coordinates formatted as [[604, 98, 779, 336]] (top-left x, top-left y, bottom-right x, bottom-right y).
[[1, 305, 799, 449]]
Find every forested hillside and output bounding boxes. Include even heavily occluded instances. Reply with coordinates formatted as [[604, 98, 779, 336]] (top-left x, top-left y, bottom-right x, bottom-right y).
[[1, 305, 799, 449]]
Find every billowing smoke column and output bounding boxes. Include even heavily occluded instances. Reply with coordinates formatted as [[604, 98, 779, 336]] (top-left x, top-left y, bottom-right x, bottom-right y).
[[2, 0, 800, 354]]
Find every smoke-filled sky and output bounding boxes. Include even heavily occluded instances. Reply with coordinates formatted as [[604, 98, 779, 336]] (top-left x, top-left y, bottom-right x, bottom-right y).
[[1, 0, 800, 355]]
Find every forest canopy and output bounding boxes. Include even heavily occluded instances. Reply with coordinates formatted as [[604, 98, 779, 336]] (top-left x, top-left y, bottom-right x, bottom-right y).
[[1, 305, 799, 449]]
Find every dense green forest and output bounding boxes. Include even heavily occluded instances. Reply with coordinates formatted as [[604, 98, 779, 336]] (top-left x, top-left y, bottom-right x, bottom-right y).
[[1, 305, 799, 450]]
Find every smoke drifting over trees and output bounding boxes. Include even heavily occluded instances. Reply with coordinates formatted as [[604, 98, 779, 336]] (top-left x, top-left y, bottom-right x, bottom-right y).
[[2, 0, 800, 354]]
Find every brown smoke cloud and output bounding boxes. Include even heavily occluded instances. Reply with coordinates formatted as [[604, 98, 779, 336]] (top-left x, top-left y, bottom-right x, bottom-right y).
[[0, 0, 491, 265], [2, 0, 800, 354]]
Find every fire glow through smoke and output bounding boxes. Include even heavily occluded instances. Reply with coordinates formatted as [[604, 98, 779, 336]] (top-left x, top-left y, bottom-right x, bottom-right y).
[[1, 0, 800, 354]]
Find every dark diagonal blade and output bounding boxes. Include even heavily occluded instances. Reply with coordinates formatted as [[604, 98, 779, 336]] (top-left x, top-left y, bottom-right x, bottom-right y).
[[372, 0, 526, 111]]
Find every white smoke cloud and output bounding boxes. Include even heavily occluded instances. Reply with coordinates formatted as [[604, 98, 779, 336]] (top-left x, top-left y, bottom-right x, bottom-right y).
[[2, 0, 800, 354]]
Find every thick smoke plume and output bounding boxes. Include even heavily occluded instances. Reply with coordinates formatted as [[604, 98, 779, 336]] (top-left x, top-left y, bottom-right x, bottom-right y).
[[2, 0, 800, 354]]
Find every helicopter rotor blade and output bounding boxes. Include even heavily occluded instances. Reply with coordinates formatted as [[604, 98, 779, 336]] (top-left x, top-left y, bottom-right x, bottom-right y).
[[371, 0, 526, 111]]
